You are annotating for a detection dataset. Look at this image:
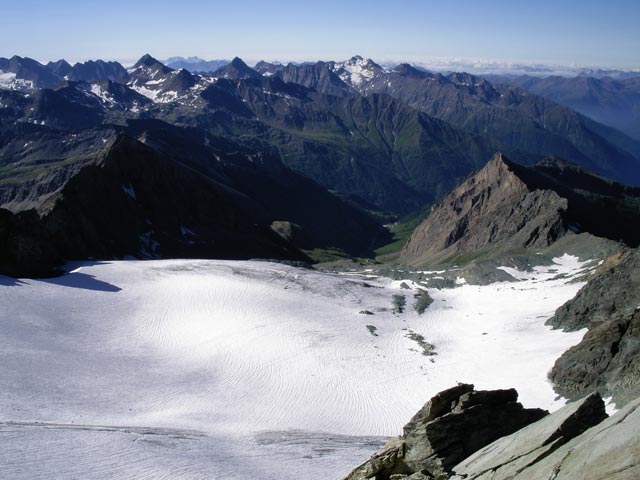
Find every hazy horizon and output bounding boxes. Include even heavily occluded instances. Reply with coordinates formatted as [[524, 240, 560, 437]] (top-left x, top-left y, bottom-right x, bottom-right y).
[[2, 0, 638, 70]]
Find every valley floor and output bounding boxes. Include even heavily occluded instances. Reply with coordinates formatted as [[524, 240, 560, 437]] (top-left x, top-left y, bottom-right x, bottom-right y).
[[0, 257, 593, 479]]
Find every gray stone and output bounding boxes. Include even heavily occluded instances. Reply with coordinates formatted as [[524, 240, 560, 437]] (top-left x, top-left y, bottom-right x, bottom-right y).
[[547, 248, 640, 332], [402, 384, 474, 435], [548, 247, 640, 406], [452, 392, 607, 480], [342, 385, 546, 480], [452, 394, 640, 480]]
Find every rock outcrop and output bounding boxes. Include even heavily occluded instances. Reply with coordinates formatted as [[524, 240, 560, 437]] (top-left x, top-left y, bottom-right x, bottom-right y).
[[451, 393, 640, 480], [548, 248, 640, 331], [0, 123, 390, 277], [343, 387, 640, 480], [451, 392, 607, 479], [400, 153, 640, 267], [401, 153, 567, 266], [343, 384, 547, 480], [548, 247, 640, 406], [551, 308, 640, 407], [0, 208, 61, 277]]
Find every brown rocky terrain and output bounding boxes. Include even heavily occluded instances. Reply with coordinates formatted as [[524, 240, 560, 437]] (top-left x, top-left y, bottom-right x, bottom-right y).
[[401, 153, 640, 267], [401, 153, 567, 266]]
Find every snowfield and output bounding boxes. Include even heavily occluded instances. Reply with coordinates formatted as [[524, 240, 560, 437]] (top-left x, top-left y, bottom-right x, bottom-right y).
[[0, 256, 591, 479]]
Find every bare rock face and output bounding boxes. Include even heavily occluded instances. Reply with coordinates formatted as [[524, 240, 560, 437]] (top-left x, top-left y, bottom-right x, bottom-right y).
[[548, 247, 640, 406], [506, 396, 640, 480], [548, 248, 640, 332], [451, 392, 639, 480], [0, 208, 61, 277], [551, 308, 640, 407], [400, 153, 567, 266], [400, 152, 640, 267], [343, 384, 547, 480]]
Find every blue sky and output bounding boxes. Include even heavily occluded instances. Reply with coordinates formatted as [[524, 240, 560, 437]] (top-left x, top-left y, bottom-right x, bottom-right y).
[[2, 0, 638, 67]]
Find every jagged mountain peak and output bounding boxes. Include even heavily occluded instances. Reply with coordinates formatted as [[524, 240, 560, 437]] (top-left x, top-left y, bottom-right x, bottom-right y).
[[254, 60, 284, 76], [230, 57, 249, 68], [401, 152, 640, 266], [66, 59, 128, 83], [342, 55, 383, 70], [133, 54, 164, 69], [0, 55, 63, 89], [460, 152, 519, 185], [400, 153, 568, 266], [47, 59, 72, 76], [392, 63, 428, 78], [486, 151, 513, 168], [214, 57, 262, 79], [332, 55, 383, 87]]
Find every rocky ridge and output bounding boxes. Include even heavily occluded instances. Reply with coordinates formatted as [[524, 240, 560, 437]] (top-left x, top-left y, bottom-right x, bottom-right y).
[[400, 152, 640, 267], [3, 53, 640, 214], [343, 384, 547, 480], [274, 56, 640, 186], [0, 123, 389, 277], [450, 392, 616, 480], [548, 247, 640, 406], [400, 153, 566, 266], [343, 385, 639, 480]]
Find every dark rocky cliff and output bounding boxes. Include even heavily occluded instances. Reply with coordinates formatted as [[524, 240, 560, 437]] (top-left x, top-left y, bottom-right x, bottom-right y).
[[0, 128, 389, 277], [548, 248, 640, 406]]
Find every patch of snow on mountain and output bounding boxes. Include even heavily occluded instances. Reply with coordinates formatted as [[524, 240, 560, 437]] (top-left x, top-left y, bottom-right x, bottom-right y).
[[129, 84, 179, 104], [336, 56, 378, 86], [0, 72, 17, 87], [89, 84, 115, 105], [0, 72, 34, 91]]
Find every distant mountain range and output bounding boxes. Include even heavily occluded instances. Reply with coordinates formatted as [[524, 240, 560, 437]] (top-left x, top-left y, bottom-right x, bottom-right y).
[[398, 58, 640, 79], [165, 56, 229, 73], [2, 53, 640, 274], [484, 74, 640, 141]]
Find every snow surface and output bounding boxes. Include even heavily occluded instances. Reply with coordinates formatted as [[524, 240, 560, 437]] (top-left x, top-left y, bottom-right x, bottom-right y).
[[0, 256, 591, 479], [335, 56, 377, 86], [0, 71, 17, 87], [89, 83, 115, 105], [0, 71, 34, 91]]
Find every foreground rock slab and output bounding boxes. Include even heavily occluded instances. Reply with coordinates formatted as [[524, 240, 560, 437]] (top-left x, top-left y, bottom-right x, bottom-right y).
[[508, 396, 640, 480], [343, 384, 547, 480], [451, 392, 607, 479]]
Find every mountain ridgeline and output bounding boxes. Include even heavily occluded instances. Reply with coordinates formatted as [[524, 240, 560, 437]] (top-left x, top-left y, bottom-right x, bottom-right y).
[[0, 122, 388, 276], [2, 53, 640, 275], [401, 152, 640, 266], [486, 74, 640, 142]]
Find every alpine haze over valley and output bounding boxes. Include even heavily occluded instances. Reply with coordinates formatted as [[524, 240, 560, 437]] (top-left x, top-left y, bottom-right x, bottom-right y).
[[1, 1, 640, 478]]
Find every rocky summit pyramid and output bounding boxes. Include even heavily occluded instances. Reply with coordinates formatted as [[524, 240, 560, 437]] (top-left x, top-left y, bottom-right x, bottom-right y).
[[213, 57, 262, 79], [401, 153, 567, 266], [401, 152, 640, 266]]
